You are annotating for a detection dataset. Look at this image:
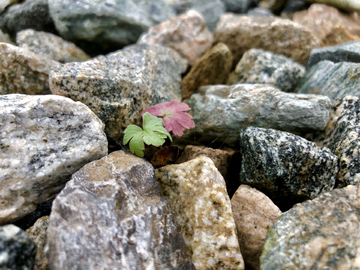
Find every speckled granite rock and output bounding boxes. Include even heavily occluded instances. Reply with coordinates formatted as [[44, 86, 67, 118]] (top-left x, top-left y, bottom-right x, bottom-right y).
[[26, 216, 49, 270], [0, 94, 108, 224], [296, 61, 360, 102], [156, 156, 244, 270], [222, 0, 253, 13], [240, 127, 338, 210], [0, 224, 36, 270], [0, 43, 59, 95], [227, 48, 305, 93], [180, 84, 330, 147], [261, 184, 360, 269], [302, 0, 360, 12], [181, 43, 232, 99], [138, 10, 213, 66], [47, 151, 194, 270], [16, 29, 90, 63], [213, 14, 319, 67], [231, 185, 282, 270], [50, 44, 187, 148]]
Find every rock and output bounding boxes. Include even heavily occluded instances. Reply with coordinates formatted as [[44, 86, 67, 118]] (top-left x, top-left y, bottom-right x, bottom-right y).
[[180, 84, 331, 147], [221, 0, 253, 13], [46, 151, 194, 270], [293, 4, 360, 47], [50, 44, 186, 148], [231, 185, 282, 270], [181, 43, 233, 99], [48, 0, 175, 53], [0, 43, 59, 95], [0, 224, 36, 270], [281, 0, 310, 19], [0, 29, 14, 44], [138, 9, 213, 66], [213, 14, 319, 67], [0, 0, 18, 14], [302, 0, 360, 12], [156, 156, 245, 270], [261, 184, 360, 269], [26, 216, 49, 270], [0, 94, 108, 224], [227, 48, 305, 93], [16, 29, 90, 63], [247, 7, 274, 17], [296, 61, 360, 102], [307, 39, 360, 69], [259, 0, 287, 12], [240, 126, 338, 210]]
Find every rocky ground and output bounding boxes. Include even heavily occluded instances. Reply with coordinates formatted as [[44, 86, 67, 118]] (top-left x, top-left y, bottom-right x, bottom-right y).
[[1, 0, 360, 269]]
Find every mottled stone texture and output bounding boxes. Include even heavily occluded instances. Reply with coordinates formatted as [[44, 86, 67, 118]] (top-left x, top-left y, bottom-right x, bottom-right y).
[[0, 94, 108, 224], [213, 14, 319, 67], [50, 44, 186, 147], [156, 156, 245, 270], [47, 151, 194, 270], [302, 0, 360, 12], [0, 224, 36, 270], [231, 185, 282, 270], [227, 48, 305, 93], [261, 184, 360, 269], [240, 127, 338, 210], [0, 43, 59, 95]]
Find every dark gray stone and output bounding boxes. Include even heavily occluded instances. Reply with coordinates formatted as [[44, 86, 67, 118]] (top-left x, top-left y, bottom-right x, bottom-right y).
[[280, 0, 309, 18], [222, 0, 253, 13]]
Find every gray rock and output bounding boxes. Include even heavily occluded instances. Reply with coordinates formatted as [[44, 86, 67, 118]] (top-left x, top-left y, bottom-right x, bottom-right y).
[[46, 151, 195, 270], [50, 44, 187, 148], [261, 184, 360, 269], [240, 126, 338, 210], [0, 224, 36, 270], [0, 0, 19, 14], [222, 0, 253, 13], [280, 0, 310, 19], [296, 60, 360, 102], [247, 7, 274, 16], [228, 48, 306, 93], [0, 94, 108, 224]]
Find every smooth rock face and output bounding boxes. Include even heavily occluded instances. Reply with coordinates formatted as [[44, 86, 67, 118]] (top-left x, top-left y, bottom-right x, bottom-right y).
[[156, 156, 245, 270], [0, 94, 108, 224], [227, 48, 305, 93], [181, 84, 331, 147], [0, 43, 59, 95], [213, 14, 319, 67], [47, 151, 194, 270], [0, 224, 36, 270], [181, 43, 233, 99], [261, 184, 360, 269], [231, 185, 282, 270], [16, 29, 90, 63], [302, 0, 360, 12], [50, 44, 187, 147], [296, 61, 360, 102], [240, 127, 338, 210]]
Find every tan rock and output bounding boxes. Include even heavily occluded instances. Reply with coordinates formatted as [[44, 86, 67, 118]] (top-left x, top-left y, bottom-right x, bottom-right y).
[[231, 185, 282, 270], [302, 0, 360, 12], [0, 30, 14, 44]]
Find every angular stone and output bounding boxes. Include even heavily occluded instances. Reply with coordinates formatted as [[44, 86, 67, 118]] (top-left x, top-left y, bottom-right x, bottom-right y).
[[213, 14, 319, 67], [231, 185, 282, 270], [0, 94, 108, 224], [221, 0, 253, 13], [0, 43, 59, 95], [240, 126, 338, 210], [227, 48, 305, 93], [50, 44, 187, 148], [16, 29, 90, 63], [261, 184, 360, 269], [302, 0, 360, 12], [156, 156, 245, 270], [181, 43, 233, 99], [0, 224, 36, 270], [47, 151, 194, 270]]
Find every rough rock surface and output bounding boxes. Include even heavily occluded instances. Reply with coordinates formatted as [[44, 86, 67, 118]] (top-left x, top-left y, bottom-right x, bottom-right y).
[[231, 185, 282, 270], [138, 10, 213, 66], [302, 0, 360, 12], [0, 43, 59, 95], [16, 29, 90, 63], [50, 44, 187, 147], [240, 127, 338, 210], [0, 224, 36, 270], [227, 48, 305, 93], [181, 43, 233, 99], [0, 94, 108, 224], [156, 156, 245, 270], [46, 151, 194, 270], [261, 184, 360, 269], [213, 14, 319, 67]]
